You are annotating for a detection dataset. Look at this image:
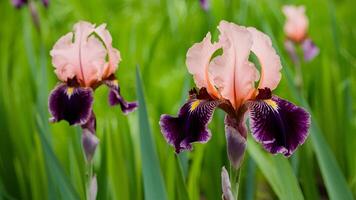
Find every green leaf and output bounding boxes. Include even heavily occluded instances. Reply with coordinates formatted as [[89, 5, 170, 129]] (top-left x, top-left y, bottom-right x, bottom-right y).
[[247, 140, 304, 200], [136, 66, 168, 200], [175, 155, 190, 200]]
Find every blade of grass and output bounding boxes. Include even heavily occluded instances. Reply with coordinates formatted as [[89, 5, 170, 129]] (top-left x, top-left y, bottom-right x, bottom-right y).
[[136, 66, 168, 200], [175, 155, 190, 200], [248, 139, 304, 200]]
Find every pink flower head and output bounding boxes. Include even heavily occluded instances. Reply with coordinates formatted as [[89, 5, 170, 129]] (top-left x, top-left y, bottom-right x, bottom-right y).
[[48, 21, 137, 162], [283, 5, 319, 62], [160, 21, 310, 168], [186, 21, 282, 109], [282, 5, 309, 43], [50, 21, 121, 87]]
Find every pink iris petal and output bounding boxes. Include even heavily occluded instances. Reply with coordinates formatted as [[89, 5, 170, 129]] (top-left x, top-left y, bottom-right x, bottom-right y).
[[185, 21, 282, 108], [282, 5, 309, 42], [95, 24, 121, 78], [186, 32, 221, 98], [50, 21, 120, 87], [247, 27, 282, 91], [210, 21, 258, 109]]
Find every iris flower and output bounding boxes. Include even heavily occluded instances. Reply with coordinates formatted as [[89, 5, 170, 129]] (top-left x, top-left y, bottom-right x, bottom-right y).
[[160, 21, 310, 167], [48, 21, 137, 161], [283, 5, 319, 62]]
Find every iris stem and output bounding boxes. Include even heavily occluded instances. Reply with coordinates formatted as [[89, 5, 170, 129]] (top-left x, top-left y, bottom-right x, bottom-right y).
[[294, 61, 303, 94], [86, 161, 93, 200], [230, 164, 242, 200]]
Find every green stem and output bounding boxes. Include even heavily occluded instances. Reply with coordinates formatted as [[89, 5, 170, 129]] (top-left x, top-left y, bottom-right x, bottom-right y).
[[230, 164, 242, 200], [86, 161, 93, 200]]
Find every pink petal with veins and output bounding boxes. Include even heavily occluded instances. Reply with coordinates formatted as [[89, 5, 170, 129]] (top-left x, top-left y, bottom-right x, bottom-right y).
[[210, 21, 258, 109], [247, 27, 282, 92], [95, 24, 121, 78], [186, 32, 221, 98], [50, 21, 108, 87]]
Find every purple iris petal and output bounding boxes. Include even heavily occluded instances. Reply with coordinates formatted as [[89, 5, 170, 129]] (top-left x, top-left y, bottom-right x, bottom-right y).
[[159, 99, 220, 153], [11, 0, 27, 8], [105, 80, 138, 114], [224, 115, 247, 169], [302, 38, 319, 61], [199, 0, 209, 11], [48, 83, 93, 125], [248, 95, 310, 156], [284, 40, 299, 64]]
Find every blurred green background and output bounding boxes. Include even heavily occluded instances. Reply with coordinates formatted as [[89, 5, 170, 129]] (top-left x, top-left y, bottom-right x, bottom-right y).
[[0, 0, 355, 199]]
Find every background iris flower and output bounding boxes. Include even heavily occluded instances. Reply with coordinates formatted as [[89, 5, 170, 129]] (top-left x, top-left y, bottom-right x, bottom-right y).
[[48, 21, 138, 161], [160, 21, 310, 168], [283, 5, 319, 62]]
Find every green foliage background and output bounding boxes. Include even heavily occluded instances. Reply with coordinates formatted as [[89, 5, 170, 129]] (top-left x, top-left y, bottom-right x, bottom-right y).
[[0, 0, 355, 199]]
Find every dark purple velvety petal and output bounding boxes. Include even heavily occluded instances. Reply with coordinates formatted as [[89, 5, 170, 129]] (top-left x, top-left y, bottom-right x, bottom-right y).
[[105, 80, 138, 114], [159, 99, 221, 153], [11, 0, 27, 8], [248, 96, 310, 156], [224, 115, 247, 169], [48, 83, 93, 125], [302, 38, 319, 61]]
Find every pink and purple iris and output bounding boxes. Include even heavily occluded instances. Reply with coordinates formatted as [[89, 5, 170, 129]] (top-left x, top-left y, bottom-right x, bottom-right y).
[[283, 5, 319, 62], [159, 21, 311, 168], [48, 21, 137, 161]]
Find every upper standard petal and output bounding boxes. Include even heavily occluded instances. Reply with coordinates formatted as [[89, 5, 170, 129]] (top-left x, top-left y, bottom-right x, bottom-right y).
[[210, 21, 258, 109], [95, 24, 121, 78], [186, 32, 220, 98], [247, 27, 282, 92], [50, 21, 108, 87]]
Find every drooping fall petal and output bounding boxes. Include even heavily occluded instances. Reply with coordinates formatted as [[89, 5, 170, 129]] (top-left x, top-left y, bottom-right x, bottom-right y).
[[210, 21, 258, 108], [302, 38, 319, 61], [48, 83, 93, 125], [247, 27, 282, 91], [248, 94, 310, 156], [159, 98, 221, 153], [50, 21, 107, 87], [105, 79, 138, 114], [186, 32, 220, 98], [282, 5, 309, 43]]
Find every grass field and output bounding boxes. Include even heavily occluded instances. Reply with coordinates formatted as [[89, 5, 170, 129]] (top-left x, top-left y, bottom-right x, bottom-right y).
[[0, 0, 355, 199]]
